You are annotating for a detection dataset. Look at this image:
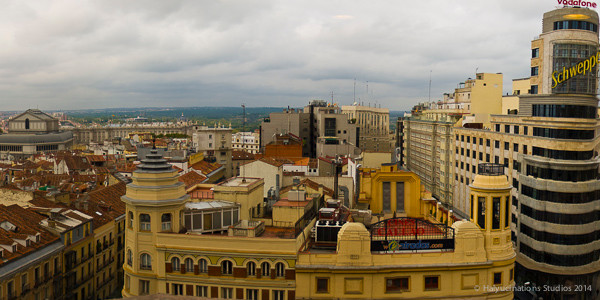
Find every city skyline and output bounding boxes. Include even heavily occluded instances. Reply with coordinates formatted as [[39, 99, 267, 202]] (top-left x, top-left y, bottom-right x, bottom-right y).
[[1, 0, 564, 111]]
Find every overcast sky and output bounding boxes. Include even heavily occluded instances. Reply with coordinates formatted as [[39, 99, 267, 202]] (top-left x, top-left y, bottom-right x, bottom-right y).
[[0, 0, 566, 111]]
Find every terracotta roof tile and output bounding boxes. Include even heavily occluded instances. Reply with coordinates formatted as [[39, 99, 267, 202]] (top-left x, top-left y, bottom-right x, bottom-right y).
[[178, 172, 207, 189], [0, 204, 60, 267]]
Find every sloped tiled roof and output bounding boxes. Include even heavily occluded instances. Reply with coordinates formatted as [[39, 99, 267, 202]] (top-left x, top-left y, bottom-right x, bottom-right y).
[[279, 178, 334, 197], [0, 204, 60, 267], [178, 172, 207, 189], [79, 181, 127, 229], [190, 160, 222, 175]]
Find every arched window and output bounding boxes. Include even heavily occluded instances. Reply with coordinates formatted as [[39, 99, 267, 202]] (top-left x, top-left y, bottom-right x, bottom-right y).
[[261, 262, 270, 277], [25, 119, 30, 130], [140, 253, 151, 270], [199, 259, 207, 273], [171, 257, 181, 271], [128, 211, 133, 228], [222, 260, 233, 275], [185, 258, 194, 273], [161, 213, 172, 231], [275, 262, 285, 277], [140, 214, 151, 231], [127, 249, 132, 266], [247, 261, 256, 276]]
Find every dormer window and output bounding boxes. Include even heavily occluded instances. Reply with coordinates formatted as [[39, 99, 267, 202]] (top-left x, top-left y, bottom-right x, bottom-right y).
[[26, 239, 30, 246], [12, 244, 17, 253], [0, 249, 3, 258], [35, 233, 40, 243]]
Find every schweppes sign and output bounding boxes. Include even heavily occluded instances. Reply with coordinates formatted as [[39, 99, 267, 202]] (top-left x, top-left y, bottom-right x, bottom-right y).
[[551, 52, 599, 88]]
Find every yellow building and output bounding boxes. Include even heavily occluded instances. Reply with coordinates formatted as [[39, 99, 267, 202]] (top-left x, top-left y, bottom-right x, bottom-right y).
[[295, 163, 515, 299], [122, 150, 315, 299], [34, 205, 96, 300], [0, 204, 63, 300], [357, 164, 424, 217]]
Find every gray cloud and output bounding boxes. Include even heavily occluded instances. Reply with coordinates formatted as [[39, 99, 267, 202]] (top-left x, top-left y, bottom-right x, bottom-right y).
[[0, 0, 559, 111]]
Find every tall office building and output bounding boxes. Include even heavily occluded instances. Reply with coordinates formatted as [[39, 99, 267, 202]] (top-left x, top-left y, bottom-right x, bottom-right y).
[[341, 104, 390, 152], [452, 7, 600, 298], [402, 73, 503, 212], [260, 101, 359, 158]]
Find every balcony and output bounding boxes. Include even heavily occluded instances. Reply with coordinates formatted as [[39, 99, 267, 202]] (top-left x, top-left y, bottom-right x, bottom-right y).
[[97, 256, 115, 272], [21, 284, 31, 296], [228, 220, 265, 237]]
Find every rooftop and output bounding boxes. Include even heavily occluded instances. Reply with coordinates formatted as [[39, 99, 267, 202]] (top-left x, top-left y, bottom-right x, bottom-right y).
[[218, 177, 262, 187]]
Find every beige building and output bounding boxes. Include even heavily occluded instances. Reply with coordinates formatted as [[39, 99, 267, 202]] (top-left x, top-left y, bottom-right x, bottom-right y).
[[232, 131, 260, 154], [122, 150, 316, 300], [0, 109, 73, 160], [341, 104, 390, 151], [295, 163, 515, 299], [261, 100, 359, 158], [192, 125, 233, 178]]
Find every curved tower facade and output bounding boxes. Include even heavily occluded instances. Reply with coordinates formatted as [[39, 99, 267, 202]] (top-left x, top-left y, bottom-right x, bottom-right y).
[[516, 6, 600, 298], [121, 150, 188, 297]]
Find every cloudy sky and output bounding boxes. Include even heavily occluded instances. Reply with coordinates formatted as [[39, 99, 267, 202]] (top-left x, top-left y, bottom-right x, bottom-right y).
[[0, 0, 564, 111]]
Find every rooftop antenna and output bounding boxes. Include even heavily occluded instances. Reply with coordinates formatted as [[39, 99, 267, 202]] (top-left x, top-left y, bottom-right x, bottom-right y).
[[428, 70, 432, 102], [241, 104, 246, 182], [366, 81, 369, 102], [331, 91, 334, 105], [353, 78, 356, 103]]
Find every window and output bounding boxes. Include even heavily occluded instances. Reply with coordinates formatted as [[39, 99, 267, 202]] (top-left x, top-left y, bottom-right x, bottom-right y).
[[514, 126, 519, 134], [494, 140, 499, 148], [531, 66, 539, 76], [530, 85, 538, 94], [495, 124, 500, 132], [221, 287, 233, 299], [492, 197, 501, 230], [139, 280, 150, 295], [185, 258, 194, 273], [532, 104, 597, 119], [532, 48, 539, 58], [493, 272, 502, 285], [199, 259, 208, 273], [316, 278, 329, 293], [478, 197, 486, 229], [505, 197, 510, 229], [25, 118, 30, 130], [504, 142, 509, 150], [140, 254, 151, 270], [173, 283, 183, 296], [533, 127, 594, 140], [161, 214, 172, 232], [479, 138, 483, 145], [128, 212, 133, 228], [127, 249, 132, 266], [275, 262, 285, 277], [514, 144, 519, 152], [259, 261, 271, 277], [273, 290, 285, 300], [509, 268, 514, 282], [196, 286, 208, 297], [247, 289, 259, 300], [486, 139, 490, 147], [171, 257, 181, 271], [139, 214, 151, 231], [247, 261, 256, 276], [386, 277, 409, 292], [467, 136, 470, 143], [222, 260, 233, 275], [424, 276, 439, 290]]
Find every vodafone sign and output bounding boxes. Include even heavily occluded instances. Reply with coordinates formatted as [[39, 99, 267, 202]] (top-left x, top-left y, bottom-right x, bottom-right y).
[[557, 0, 597, 8]]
